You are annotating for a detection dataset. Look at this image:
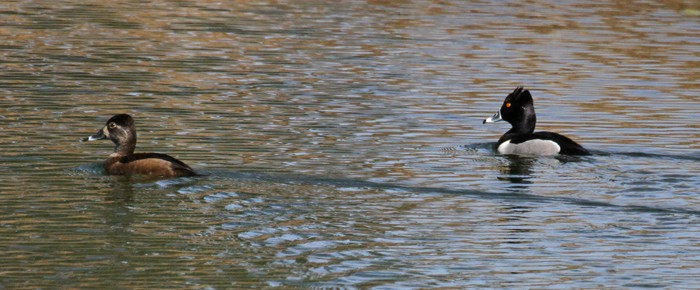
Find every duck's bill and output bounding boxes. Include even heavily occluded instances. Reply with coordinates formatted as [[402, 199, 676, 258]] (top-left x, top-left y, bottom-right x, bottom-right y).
[[82, 128, 107, 142], [483, 111, 503, 124]]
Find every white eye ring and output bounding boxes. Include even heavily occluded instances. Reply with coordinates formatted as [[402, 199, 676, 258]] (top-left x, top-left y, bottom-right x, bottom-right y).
[[108, 122, 117, 128]]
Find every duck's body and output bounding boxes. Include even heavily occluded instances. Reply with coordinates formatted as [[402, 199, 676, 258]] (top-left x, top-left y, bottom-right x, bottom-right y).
[[104, 153, 196, 177], [84, 114, 196, 177], [483, 87, 589, 156]]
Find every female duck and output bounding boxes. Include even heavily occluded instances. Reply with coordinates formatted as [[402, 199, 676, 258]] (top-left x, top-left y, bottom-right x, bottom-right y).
[[483, 87, 589, 156], [83, 114, 197, 177]]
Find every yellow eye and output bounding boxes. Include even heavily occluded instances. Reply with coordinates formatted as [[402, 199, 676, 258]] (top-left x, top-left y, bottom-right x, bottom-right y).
[[108, 122, 117, 128], [505, 102, 511, 108]]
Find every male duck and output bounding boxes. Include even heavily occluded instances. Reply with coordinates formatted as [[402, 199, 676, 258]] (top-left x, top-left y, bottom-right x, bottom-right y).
[[483, 87, 589, 156], [83, 114, 197, 177]]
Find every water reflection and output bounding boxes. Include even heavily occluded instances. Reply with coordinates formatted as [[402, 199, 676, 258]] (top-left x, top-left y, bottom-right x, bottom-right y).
[[497, 155, 536, 184], [105, 178, 138, 202]]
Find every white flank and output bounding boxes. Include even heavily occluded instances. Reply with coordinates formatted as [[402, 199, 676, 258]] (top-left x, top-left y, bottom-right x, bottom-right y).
[[497, 139, 561, 156]]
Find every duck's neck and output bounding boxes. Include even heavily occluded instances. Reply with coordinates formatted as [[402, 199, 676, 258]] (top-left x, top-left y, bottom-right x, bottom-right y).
[[111, 136, 136, 157], [508, 110, 536, 135]]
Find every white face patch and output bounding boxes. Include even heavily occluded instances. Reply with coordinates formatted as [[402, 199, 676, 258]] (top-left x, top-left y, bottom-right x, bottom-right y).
[[497, 139, 561, 156]]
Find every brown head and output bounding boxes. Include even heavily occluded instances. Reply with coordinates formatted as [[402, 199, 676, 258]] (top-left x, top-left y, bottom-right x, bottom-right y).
[[83, 114, 137, 156]]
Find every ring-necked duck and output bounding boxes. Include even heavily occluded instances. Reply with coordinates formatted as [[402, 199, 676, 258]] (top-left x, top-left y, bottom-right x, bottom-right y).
[[83, 114, 197, 177], [483, 87, 589, 156]]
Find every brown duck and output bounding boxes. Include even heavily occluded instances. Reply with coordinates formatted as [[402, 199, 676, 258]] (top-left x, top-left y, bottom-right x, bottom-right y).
[[83, 114, 197, 177]]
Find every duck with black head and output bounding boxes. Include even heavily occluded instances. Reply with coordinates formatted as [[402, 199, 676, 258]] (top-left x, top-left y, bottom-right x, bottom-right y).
[[483, 87, 589, 156], [83, 114, 197, 177]]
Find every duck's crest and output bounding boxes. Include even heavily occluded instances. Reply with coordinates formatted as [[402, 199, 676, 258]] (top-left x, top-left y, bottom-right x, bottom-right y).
[[507, 86, 532, 103]]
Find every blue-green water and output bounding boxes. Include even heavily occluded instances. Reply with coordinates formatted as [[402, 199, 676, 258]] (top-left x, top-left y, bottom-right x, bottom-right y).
[[1, 0, 699, 288]]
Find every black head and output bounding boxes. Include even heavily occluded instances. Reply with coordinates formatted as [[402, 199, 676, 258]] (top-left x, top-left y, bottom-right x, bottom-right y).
[[83, 114, 137, 155], [501, 87, 535, 124], [484, 87, 537, 134]]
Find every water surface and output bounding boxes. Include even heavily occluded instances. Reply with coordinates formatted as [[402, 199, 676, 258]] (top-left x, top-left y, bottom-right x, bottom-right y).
[[1, 0, 700, 288]]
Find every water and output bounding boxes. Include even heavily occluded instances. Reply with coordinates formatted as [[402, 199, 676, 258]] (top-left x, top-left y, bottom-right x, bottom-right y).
[[1, 0, 699, 288]]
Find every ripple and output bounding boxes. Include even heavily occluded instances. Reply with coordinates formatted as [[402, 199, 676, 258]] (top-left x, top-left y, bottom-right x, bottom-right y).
[[175, 184, 212, 194], [203, 191, 239, 203]]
